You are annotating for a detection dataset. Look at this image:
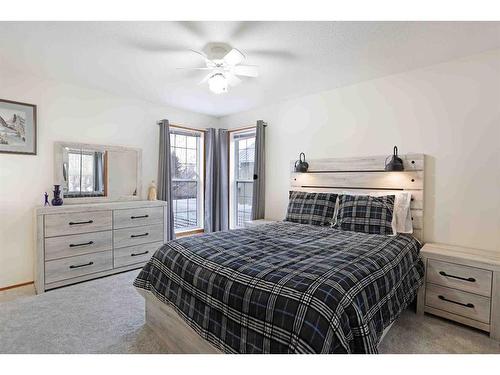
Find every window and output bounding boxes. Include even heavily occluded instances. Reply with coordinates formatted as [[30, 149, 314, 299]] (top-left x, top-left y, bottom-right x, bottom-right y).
[[229, 129, 256, 229], [170, 127, 204, 233], [64, 148, 105, 197]]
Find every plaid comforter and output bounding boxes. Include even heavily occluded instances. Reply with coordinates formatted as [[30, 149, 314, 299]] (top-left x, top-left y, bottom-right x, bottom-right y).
[[134, 222, 424, 354]]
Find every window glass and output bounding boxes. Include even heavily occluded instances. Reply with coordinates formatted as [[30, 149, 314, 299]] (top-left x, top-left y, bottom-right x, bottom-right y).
[[186, 136, 197, 149], [81, 153, 95, 192], [170, 129, 204, 232], [65, 149, 105, 197], [229, 129, 256, 229], [68, 151, 81, 193]]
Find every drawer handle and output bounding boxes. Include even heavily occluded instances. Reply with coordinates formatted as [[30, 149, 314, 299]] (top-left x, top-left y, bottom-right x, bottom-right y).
[[69, 220, 94, 226], [131, 250, 149, 257], [439, 271, 476, 283], [131, 215, 149, 219], [69, 241, 94, 248], [69, 261, 94, 269], [131, 232, 149, 238], [438, 295, 474, 309]]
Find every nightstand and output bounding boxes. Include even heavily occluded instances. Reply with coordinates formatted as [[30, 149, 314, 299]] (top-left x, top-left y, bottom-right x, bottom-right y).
[[417, 243, 500, 341], [243, 219, 276, 228]]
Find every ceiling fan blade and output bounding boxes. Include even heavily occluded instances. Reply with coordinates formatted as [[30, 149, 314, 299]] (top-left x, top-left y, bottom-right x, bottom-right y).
[[245, 49, 297, 60], [223, 48, 245, 66], [189, 49, 215, 68], [234, 65, 259, 77], [199, 73, 213, 85], [226, 74, 242, 87], [176, 67, 212, 70], [125, 39, 187, 54], [190, 49, 208, 60]]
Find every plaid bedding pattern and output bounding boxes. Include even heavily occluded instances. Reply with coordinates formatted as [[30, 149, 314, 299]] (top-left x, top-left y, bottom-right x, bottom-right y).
[[285, 191, 338, 226], [134, 222, 424, 354], [335, 194, 395, 235]]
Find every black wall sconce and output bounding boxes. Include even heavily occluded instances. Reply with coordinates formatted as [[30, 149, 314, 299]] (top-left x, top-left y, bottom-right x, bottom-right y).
[[385, 146, 404, 171], [294, 152, 309, 173]]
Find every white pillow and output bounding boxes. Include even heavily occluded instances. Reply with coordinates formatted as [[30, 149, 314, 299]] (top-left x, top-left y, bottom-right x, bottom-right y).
[[340, 191, 413, 234]]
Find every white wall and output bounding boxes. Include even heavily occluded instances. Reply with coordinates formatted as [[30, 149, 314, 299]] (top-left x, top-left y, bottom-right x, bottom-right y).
[[0, 68, 215, 288], [219, 49, 500, 252], [1, 49, 499, 288]]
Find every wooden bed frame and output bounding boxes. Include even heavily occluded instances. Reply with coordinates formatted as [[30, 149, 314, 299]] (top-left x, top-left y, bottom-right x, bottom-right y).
[[139, 288, 395, 354], [139, 153, 425, 353], [289, 153, 425, 242], [138, 289, 222, 353]]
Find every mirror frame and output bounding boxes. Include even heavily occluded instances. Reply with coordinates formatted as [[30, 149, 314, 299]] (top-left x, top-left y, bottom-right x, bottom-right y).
[[54, 141, 142, 204]]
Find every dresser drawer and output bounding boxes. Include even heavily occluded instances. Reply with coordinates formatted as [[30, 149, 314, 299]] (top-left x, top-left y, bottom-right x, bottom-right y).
[[45, 231, 112, 261], [44, 211, 112, 237], [425, 284, 491, 324], [113, 224, 164, 248], [45, 250, 113, 284], [114, 241, 162, 268], [113, 206, 164, 229], [427, 259, 492, 297]]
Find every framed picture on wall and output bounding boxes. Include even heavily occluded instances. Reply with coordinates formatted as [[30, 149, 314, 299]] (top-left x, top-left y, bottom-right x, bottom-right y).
[[0, 99, 37, 155]]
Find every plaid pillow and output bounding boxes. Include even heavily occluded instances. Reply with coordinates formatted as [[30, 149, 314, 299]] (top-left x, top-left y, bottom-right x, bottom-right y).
[[285, 191, 338, 226], [335, 194, 395, 235]]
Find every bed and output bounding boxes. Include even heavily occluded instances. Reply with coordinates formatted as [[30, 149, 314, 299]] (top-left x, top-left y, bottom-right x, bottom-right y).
[[134, 153, 426, 354]]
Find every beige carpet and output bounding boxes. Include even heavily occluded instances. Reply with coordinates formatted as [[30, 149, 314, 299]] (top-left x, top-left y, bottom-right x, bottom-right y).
[[0, 270, 499, 354], [379, 309, 500, 354]]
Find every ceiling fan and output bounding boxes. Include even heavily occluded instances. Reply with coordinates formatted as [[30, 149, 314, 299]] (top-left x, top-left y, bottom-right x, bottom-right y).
[[178, 43, 259, 94]]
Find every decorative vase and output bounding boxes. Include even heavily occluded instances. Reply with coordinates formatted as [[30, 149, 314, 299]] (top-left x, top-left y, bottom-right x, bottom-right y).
[[51, 184, 64, 206], [148, 181, 157, 201]]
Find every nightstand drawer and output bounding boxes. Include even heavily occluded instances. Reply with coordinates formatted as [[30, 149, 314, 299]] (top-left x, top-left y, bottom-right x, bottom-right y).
[[426, 284, 491, 324], [427, 259, 492, 297]]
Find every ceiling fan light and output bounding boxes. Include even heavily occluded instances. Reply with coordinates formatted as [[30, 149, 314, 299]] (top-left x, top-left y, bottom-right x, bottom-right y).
[[208, 73, 228, 94]]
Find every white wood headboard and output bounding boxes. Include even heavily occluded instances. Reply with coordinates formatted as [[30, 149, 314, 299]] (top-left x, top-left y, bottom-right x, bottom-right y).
[[290, 154, 425, 242]]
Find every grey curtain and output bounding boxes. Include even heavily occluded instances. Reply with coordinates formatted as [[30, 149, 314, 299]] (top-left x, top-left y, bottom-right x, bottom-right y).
[[93, 151, 104, 193], [157, 119, 175, 241], [204, 128, 229, 232], [204, 128, 217, 232], [251, 120, 266, 220], [217, 129, 229, 230]]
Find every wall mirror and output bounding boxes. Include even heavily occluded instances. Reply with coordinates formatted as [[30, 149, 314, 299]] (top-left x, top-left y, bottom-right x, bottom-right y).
[[54, 142, 142, 203]]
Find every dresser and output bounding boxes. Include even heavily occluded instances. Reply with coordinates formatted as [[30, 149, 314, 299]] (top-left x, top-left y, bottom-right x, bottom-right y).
[[417, 243, 500, 341], [34, 200, 168, 294]]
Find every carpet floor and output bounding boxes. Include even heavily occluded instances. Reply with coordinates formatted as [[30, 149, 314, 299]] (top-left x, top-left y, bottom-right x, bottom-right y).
[[0, 270, 499, 354]]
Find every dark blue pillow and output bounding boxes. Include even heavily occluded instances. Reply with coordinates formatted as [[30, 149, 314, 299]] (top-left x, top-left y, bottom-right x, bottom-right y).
[[335, 194, 395, 235], [285, 191, 338, 226]]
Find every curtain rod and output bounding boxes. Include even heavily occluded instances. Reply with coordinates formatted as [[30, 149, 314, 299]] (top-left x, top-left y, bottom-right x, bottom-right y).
[[156, 121, 207, 133], [227, 125, 255, 133], [227, 122, 267, 133], [156, 122, 267, 133]]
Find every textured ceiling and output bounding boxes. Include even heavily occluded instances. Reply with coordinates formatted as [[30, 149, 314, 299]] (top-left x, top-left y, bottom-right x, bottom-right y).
[[0, 21, 499, 117]]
